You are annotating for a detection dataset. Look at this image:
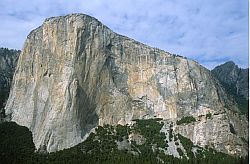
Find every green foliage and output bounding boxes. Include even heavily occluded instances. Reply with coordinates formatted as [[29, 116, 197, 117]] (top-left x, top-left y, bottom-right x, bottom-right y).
[[132, 118, 166, 148], [116, 124, 129, 141], [0, 122, 35, 163], [169, 123, 173, 141], [177, 133, 194, 158], [0, 120, 248, 164], [177, 147, 184, 156], [0, 88, 9, 110], [0, 85, 10, 122], [176, 116, 196, 125], [131, 118, 169, 162], [206, 113, 212, 119], [0, 47, 20, 56]]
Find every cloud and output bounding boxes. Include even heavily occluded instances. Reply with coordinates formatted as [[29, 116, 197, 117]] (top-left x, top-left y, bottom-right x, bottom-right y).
[[0, 0, 248, 69]]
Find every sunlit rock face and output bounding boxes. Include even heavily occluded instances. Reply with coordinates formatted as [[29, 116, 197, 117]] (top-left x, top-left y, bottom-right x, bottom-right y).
[[5, 14, 248, 155]]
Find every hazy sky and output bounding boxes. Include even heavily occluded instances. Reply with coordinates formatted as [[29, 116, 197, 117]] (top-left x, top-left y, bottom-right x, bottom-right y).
[[0, 0, 248, 69]]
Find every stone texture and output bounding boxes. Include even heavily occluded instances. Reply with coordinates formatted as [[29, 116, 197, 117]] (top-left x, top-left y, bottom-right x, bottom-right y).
[[212, 61, 249, 100], [5, 14, 248, 155], [175, 110, 248, 156]]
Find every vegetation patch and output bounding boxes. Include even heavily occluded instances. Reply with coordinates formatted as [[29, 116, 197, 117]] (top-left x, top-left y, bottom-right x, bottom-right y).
[[169, 123, 173, 141], [132, 118, 167, 149], [0, 122, 35, 163], [177, 147, 184, 157], [176, 116, 196, 125], [206, 113, 212, 119], [0, 120, 248, 164]]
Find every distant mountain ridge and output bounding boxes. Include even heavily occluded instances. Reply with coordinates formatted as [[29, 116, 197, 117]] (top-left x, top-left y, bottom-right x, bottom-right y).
[[0, 48, 20, 122], [212, 61, 249, 114]]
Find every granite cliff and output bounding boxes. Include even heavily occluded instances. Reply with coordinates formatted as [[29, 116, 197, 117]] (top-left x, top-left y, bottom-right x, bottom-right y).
[[5, 14, 248, 155]]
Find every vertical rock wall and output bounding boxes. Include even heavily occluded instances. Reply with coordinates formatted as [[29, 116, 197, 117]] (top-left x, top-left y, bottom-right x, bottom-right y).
[[5, 14, 248, 155]]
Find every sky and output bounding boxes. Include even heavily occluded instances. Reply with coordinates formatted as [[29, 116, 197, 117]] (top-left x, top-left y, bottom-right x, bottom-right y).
[[0, 0, 248, 69]]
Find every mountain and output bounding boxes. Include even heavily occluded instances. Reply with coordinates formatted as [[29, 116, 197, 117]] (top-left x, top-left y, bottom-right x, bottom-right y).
[[212, 61, 249, 114], [0, 48, 20, 122], [4, 13, 248, 156]]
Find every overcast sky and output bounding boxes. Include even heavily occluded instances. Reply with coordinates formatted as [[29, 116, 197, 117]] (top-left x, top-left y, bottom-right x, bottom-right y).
[[0, 0, 248, 69]]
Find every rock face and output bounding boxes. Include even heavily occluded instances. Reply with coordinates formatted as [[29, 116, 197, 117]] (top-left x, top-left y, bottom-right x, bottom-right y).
[[212, 61, 249, 100], [5, 14, 248, 154], [212, 61, 249, 114], [0, 48, 20, 122]]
